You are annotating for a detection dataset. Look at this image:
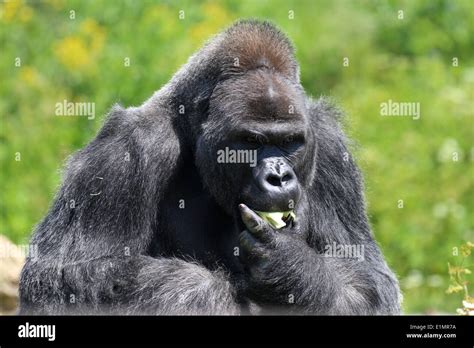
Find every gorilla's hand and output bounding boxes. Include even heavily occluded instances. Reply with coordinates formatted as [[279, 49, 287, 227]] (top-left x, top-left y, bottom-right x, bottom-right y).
[[238, 204, 310, 305]]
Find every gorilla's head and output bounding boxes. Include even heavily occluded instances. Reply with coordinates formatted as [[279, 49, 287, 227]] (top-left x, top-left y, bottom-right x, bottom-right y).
[[195, 67, 317, 217]]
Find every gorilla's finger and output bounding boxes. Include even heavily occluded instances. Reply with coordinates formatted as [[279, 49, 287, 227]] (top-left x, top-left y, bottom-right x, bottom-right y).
[[239, 230, 259, 251], [238, 204, 273, 242], [239, 231, 266, 261]]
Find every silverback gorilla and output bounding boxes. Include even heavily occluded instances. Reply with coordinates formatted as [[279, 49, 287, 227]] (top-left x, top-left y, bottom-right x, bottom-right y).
[[19, 20, 401, 315]]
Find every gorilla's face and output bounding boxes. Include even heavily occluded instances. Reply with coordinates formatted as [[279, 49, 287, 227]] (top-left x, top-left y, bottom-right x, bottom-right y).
[[195, 70, 315, 217]]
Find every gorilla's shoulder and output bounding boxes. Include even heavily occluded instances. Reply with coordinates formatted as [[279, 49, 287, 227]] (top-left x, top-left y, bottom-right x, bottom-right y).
[[95, 104, 134, 139], [97, 102, 175, 139]]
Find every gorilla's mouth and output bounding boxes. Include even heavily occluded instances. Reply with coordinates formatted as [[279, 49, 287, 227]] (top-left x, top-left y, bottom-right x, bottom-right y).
[[238, 192, 299, 229], [235, 199, 298, 230], [254, 210, 296, 229]]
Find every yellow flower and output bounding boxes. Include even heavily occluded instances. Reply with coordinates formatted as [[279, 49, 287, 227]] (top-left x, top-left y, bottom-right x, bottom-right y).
[[1, 0, 22, 22], [54, 36, 90, 70], [80, 18, 105, 53], [0, 0, 33, 23], [53, 19, 106, 72]]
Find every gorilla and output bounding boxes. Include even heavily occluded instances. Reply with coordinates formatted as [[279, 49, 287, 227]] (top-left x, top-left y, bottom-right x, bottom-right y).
[[19, 20, 401, 315]]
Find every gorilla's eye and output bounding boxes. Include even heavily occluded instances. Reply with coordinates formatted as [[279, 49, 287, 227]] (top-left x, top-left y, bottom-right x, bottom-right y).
[[246, 135, 258, 144], [281, 134, 304, 148], [245, 134, 263, 145]]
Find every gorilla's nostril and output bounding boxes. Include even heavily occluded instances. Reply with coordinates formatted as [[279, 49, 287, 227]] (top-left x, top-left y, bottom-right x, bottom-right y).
[[266, 175, 282, 187], [282, 174, 292, 182]]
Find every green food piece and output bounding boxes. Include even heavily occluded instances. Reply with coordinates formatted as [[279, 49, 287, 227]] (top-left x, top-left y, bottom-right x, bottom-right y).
[[254, 210, 296, 229]]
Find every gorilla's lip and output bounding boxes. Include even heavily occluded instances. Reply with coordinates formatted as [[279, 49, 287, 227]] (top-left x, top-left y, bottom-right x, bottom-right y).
[[241, 201, 297, 213], [240, 186, 300, 213]]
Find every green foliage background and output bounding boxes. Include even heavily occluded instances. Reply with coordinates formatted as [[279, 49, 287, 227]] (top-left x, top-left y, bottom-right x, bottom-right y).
[[1, 0, 473, 314]]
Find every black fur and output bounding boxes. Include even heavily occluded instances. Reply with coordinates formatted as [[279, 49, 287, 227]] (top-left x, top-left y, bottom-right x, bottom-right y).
[[19, 20, 401, 315]]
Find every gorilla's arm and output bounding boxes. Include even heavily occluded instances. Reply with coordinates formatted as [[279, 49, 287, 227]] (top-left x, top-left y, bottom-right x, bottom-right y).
[[238, 100, 401, 314], [21, 255, 237, 314], [239, 211, 400, 315], [19, 106, 238, 315]]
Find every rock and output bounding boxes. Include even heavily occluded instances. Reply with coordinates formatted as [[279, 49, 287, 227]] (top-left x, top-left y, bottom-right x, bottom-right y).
[[0, 234, 25, 314]]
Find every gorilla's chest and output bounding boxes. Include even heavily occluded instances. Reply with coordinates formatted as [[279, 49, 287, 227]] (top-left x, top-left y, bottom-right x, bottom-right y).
[[150, 165, 243, 274]]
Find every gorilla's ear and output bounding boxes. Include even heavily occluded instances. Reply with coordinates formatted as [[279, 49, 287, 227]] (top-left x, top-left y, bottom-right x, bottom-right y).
[[52, 104, 182, 254], [307, 98, 372, 242]]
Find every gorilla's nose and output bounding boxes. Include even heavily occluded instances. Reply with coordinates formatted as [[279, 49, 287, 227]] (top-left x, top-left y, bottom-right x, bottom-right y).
[[256, 160, 298, 196], [265, 170, 295, 188]]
